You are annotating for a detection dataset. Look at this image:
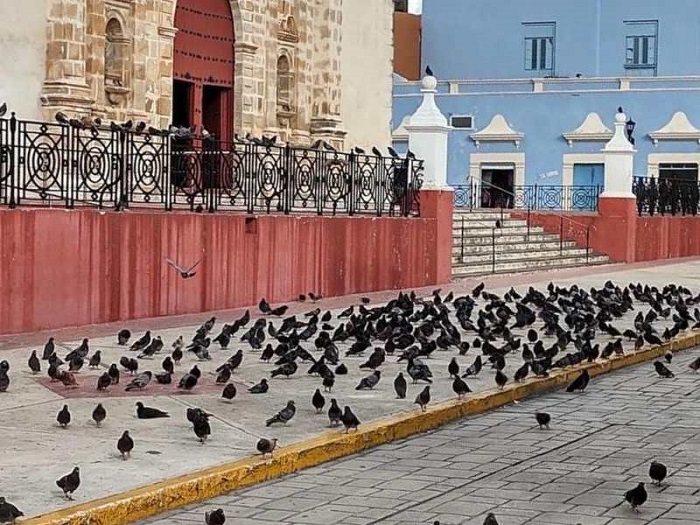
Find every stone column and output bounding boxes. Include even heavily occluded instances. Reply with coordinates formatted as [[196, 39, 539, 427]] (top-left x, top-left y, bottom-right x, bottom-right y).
[[309, 0, 346, 149], [41, 0, 94, 116], [598, 109, 638, 262], [234, 41, 260, 133], [405, 73, 453, 283], [601, 110, 636, 198], [404, 75, 451, 189]]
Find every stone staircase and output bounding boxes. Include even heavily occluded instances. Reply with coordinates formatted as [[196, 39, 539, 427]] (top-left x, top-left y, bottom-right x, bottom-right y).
[[452, 209, 609, 278]]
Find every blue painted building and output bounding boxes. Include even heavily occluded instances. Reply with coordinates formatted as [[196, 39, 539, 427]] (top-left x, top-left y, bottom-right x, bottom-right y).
[[392, 0, 700, 209]]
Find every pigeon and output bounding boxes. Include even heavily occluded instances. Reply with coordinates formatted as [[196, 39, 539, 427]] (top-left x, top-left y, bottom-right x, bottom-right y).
[[535, 412, 551, 429], [249, 378, 269, 394], [256, 438, 279, 458], [414, 385, 431, 412], [129, 331, 151, 352], [216, 366, 232, 384], [28, 350, 41, 373], [323, 375, 335, 393], [654, 361, 674, 378], [266, 400, 296, 426], [664, 351, 673, 364], [452, 376, 471, 399], [425, 65, 434, 76], [42, 337, 56, 360], [108, 363, 120, 384], [125, 371, 152, 391], [117, 329, 131, 345], [0, 370, 8, 393], [495, 370, 508, 390], [624, 482, 647, 512], [178, 372, 198, 390], [341, 406, 360, 433], [205, 508, 226, 525], [0, 497, 24, 524], [312, 388, 326, 413], [648, 460, 668, 486], [483, 513, 499, 525], [57, 404, 71, 428], [162, 356, 174, 375], [88, 351, 101, 369], [166, 257, 202, 279], [259, 298, 272, 314], [688, 356, 700, 373], [117, 430, 134, 459], [271, 361, 298, 379], [394, 372, 407, 399], [97, 372, 111, 391], [462, 355, 482, 378], [155, 371, 172, 384], [448, 357, 460, 378], [335, 363, 348, 375], [566, 369, 590, 393], [120, 356, 138, 374], [355, 370, 381, 390], [0, 102, 7, 118], [56, 467, 80, 499], [327, 398, 342, 426], [193, 415, 211, 443], [221, 383, 237, 401], [92, 403, 106, 426], [68, 355, 84, 372], [136, 401, 169, 419], [172, 347, 183, 364], [138, 337, 163, 359]]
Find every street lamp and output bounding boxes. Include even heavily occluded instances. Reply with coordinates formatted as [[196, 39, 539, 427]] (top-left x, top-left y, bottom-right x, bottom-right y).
[[626, 116, 636, 146]]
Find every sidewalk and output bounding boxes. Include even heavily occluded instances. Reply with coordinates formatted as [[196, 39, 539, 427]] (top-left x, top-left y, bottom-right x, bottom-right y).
[[1, 258, 699, 520]]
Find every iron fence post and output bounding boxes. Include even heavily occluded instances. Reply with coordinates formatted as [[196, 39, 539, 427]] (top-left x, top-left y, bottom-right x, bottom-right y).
[[491, 227, 496, 274], [526, 206, 530, 242], [7, 113, 16, 208], [559, 216, 563, 255], [460, 215, 465, 261], [586, 226, 590, 264]]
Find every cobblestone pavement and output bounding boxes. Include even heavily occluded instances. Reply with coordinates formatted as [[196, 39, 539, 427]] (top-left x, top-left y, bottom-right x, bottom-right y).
[[141, 345, 700, 525]]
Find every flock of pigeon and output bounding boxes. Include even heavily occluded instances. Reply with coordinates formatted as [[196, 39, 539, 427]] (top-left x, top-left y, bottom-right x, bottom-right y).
[[1, 280, 700, 524]]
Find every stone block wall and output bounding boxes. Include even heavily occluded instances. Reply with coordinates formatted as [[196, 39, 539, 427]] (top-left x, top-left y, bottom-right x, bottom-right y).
[[29, 0, 391, 150]]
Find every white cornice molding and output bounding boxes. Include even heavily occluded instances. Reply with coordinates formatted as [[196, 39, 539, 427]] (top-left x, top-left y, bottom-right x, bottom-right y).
[[648, 111, 700, 146], [470, 114, 523, 148], [562, 112, 613, 147], [391, 116, 411, 141]]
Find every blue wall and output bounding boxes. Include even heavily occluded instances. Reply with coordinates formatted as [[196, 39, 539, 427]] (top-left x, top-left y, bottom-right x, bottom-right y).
[[393, 86, 700, 186], [421, 0, 700, 79]]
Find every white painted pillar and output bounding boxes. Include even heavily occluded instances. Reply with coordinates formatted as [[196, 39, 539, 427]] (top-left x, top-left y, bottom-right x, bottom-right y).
[[404, 75, 451, 189], [601, 110, 636, 198]]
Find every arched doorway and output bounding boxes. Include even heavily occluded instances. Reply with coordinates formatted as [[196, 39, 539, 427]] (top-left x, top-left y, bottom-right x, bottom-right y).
[[173, 0, 235, 141]]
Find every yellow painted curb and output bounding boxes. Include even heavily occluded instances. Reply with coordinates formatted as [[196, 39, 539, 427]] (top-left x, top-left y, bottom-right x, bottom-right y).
[[22, 330, 700, 525]]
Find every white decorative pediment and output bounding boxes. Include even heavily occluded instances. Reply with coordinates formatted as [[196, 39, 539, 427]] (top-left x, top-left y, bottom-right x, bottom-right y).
[[391, 116, 411, 141], [562, 112, 613, 147], [648, 112, 700, 146], [470, 114, 523, 148]]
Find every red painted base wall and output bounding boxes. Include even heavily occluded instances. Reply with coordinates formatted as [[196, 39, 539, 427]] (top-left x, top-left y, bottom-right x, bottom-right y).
[[0, 206, 447, 335], [513, 209, 700, 264]]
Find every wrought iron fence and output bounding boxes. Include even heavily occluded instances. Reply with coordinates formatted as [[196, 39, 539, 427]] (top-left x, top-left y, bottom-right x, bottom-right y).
[[452, 183, 602, 212], [0, 113, 423, 217], [632, 176, 699, 217]]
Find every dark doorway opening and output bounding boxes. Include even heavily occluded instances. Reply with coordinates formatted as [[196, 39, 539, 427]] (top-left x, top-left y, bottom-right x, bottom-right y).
[[659, 163, 698, 184], [172, 80, 193, 129], [202, 85, 231, 141], [481, 168, 514, 208]]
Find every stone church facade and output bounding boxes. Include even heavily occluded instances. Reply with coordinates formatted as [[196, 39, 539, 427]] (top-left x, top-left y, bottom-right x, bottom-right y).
[[1, 0, 393, 149]]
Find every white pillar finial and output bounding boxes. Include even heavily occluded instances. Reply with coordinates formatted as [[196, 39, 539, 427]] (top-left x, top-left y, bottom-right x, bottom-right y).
[[404, 74, 451, 189]]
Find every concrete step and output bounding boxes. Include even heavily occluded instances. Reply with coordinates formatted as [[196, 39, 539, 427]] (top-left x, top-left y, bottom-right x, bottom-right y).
[[452, 254, 610, 278], [452, 211, 514, 221], [451, 218, 526, 230], [453, 247, 594, 265], [452, 232, 561, 246], [453, 224, 544, 236], [451, 240, 577, 255]]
